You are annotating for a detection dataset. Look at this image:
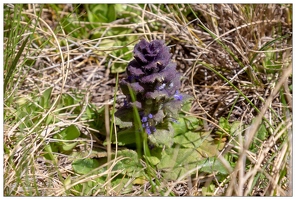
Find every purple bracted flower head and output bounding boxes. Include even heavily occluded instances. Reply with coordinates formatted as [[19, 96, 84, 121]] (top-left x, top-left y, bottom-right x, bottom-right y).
[[133, 39, 171, 74], [116, 39, 189, 135]]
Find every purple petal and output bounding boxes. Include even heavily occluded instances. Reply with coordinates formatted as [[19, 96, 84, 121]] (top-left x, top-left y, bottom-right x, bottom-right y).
[[174, 91, 183, 101], [145, 127, 151, 135], [140, 62, 177, 84], [169, 118, 179, 124], [130, 82, 144, 93], [130, 101, 142, 109], [150, 126, 156, 132], [133, 40, 149, 63], [123, 99, 129, 107], [127, 65, 145, 77], [141, 116, 148, 123], [145, 90, 168, 100], [157, 83, 166, 90]]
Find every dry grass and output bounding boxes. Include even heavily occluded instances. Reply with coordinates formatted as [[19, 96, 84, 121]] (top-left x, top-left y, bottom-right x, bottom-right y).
[[3, 4, 292, 196]]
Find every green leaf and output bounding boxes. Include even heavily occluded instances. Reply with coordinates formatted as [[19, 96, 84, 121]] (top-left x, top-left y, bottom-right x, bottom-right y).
[[132, 177, 147, 185], [111, 46, 132, 73], [113, 149, 143, 177], [172, 116, 201, 137], [43, 144, 57, 161], [230, 121, 244, 136], [111, 176, 133, 194], [72, 177, 105, 196], [181, 94, 193, 112], [87, 4, 108, 23], [115, 114, 133, 129], [157, 147, 202, 180], [40, 87, 53, 109], [111, 128, 136, 146], [155, 127, 228, 180], [62, 93, 74, 107], [72, 158, 100, 175], [262, 48, 282, 73], [257, 123, 268, 141], [196, 136, 219, 157], [184, 116, 201, 130], [202, 184, 215, 196], [70, 148, 108, 161], [87, 4, 117, 24], [144, 155, 160, 166], [95, 39, 117, 50], [219, 117, 230, 130], [107, 4, 116, 22], [64, 175, 72, 187], [45, 114, 54, 125], [111, 61, 128, 74], [197, 157, 230, 175], [58, 124, 80, 140], [89, 106, 107, 134], [54, 125, 81, 153], [61, 141, 78, 152], [157, 146, 230, 180], [174, 131, 211, 148], [172, 117, 188, 135], [80, 105, 96, 121], [85, 106, 94, 119], [111, 27, 132, 36], [216, 117, 230, 136], [148, 123, 174, 147]]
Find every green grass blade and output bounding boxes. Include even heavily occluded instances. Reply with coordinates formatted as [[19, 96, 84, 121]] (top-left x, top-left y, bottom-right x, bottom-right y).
[[198, 61, 273, 130], [249, 33, 291, 65], [4, 35, 30, 93]]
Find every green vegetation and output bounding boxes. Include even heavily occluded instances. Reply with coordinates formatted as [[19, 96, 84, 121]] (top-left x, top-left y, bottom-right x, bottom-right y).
[[3, 4, 292, 196]]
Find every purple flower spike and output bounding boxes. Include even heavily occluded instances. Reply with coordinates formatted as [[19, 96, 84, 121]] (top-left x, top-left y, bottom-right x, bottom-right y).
[[116, 39, 190, 136]]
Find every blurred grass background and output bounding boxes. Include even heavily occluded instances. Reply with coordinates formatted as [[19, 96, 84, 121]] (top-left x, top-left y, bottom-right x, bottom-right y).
[[3, 4, 292, 196]]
